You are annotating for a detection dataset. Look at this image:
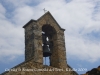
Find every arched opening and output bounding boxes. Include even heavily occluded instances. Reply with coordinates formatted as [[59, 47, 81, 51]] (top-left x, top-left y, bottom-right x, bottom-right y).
[[42, 24, 56, 66]]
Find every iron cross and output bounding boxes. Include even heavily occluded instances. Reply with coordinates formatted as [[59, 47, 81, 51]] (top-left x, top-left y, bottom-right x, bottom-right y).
[[43, 8, 47, 13]]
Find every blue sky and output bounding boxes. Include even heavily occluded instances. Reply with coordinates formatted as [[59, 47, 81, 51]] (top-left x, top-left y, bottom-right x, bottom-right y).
[[0, 0, 100, 74]]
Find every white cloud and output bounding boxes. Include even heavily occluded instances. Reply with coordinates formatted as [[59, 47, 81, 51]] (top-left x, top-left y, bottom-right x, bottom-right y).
[[4, 0, 31, 7], [0, 3, 6, 19], [66, 35, 100, 62], [0, 3, 6, 14], [0, 0, 100, 63], [0, 21, 24, 62], [12, 5, 34, 25], [0, 3, 24, 62]]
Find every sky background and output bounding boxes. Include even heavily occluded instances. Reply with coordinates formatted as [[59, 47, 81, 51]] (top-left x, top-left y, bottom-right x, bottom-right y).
[[0, 0, 100, 74]]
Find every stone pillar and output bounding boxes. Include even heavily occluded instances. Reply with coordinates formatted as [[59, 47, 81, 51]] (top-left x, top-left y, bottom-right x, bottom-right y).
[[24, 21, 43, 64], [50, 29, 67, 68], [56, 30, 67, 68]]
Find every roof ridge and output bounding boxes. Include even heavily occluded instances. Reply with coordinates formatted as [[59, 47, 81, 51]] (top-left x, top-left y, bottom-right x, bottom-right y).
[[37, 11, 65, 31]]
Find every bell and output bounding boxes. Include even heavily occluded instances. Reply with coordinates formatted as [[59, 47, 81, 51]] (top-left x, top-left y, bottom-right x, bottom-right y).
[[43, 45, 52, 57]]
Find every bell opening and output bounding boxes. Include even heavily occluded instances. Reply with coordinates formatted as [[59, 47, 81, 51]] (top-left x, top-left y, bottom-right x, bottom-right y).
[[42, 24, 56, 66]]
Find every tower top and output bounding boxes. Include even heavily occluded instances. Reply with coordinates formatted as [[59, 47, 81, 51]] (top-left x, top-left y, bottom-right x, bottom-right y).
[[23, 11, 65, 31]]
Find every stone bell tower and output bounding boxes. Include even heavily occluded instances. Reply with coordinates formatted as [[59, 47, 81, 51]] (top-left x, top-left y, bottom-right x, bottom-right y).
[[23, 11, 67, 68], [1, 11, 78, 75]]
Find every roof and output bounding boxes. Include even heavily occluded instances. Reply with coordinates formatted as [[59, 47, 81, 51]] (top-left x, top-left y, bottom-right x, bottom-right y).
[[23, 19, 37, 28], [23, 11, 65, 31]]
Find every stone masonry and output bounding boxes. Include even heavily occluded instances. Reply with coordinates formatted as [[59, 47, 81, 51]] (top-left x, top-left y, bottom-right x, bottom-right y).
[[1, 11, 78, 75]]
